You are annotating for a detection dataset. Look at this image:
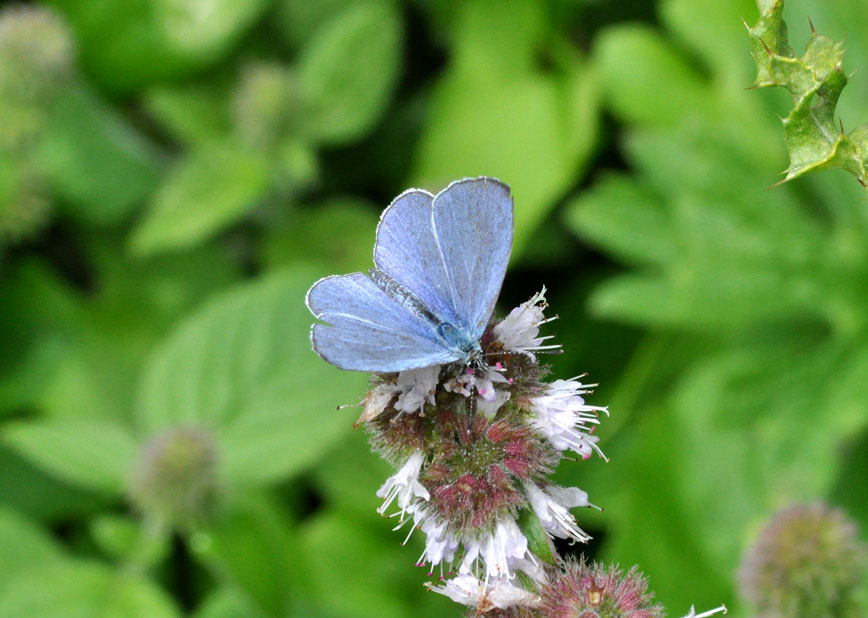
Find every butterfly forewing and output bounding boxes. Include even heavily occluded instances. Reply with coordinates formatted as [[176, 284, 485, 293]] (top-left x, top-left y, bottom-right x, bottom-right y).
[[431, 178, 513, 340], [373, 188, 462, 328]]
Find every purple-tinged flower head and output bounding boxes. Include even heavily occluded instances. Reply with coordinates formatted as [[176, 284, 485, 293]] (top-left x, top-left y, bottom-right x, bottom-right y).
[[0, 5, 74, 108], [536, 557, 664, 618], [465, 557, 664, 618], [233, 62, 300, 153], [738, 502, 868, 618], [129, 427, 219, 530], [360, 291, 607, 583]]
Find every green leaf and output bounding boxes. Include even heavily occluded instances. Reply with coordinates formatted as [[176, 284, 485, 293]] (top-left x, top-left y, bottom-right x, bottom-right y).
[[45, 0, 194, 93], [129, 142, 269, 257], [2, 419, 138, 495], [151, 0, 270, 63], [297, 1, 402, 144], [144, 83, 232, 147], [275, 0, 360, 49], [0, 445, 110, 521], [135, 270, 366, 484], [412, 1, 598, 257], [296, 512, 453, 618], [564, 173, 676, 267], [193, 493, 297, 617], [191, 588, 269, 618], [260, 198, 378, 273], [517, 508, 555, 565], [592, 24, 710, 127], [0, 506, 64, 574], [35, 85, 161, 225], [747, 0, 868, 189], [0, 560, 180, 618], [90, 514, 170, 566]]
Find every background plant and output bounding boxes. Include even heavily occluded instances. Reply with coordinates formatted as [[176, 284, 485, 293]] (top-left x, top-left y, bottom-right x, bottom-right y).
[[1, 0, 866, 616]]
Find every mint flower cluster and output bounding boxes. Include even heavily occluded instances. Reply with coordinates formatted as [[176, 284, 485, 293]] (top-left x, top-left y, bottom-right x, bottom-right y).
[[361, 290, 604, 611], [356, 290, 727, 617]]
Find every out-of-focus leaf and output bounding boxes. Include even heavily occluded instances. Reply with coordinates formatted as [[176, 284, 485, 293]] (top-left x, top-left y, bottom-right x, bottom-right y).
[[295, 512, 453, 618], [297, 1, 402, 144], [35, 86, 161, 225], [564, 173, 676, 267], [312, 430, 392, 526], [599, 403, 733, 614], [0, 445, 109, 522], [0, 560, 180, 618], [129, 143, 269, 257], [135, 270, 366, 484], [2, 419, 138, 495], [592, 25, 709, 127], [412, 0, 598, 257], [152, 0, 270, 63], [90, 514, 170, 566], [0, 506, 64, 574], [191, 588, 269, 618], [145, 83, 232, 147], [661, 0, 757, 85], [261, 198, 378, 272], [194, 493, 297, 617], [275, 0, 359, 49]]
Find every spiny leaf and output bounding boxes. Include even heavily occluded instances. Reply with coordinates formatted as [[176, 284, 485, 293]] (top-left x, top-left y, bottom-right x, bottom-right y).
[[747, 0, 868, 189]]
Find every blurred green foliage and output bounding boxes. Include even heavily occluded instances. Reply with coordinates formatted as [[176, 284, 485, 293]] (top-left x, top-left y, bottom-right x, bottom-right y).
[[0, 0, 867, 616]]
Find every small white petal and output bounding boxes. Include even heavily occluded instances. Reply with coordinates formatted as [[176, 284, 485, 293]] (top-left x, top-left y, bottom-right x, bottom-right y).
[[681, 604, 727, 618], [376, 451, 429, 520], [425, 573, 540, 612]]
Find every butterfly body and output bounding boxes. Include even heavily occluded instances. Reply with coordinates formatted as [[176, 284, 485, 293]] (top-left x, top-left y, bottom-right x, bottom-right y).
[[307, 177, 513, 373]]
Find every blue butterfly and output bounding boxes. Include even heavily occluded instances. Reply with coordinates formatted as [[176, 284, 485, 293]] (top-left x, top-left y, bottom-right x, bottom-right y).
[[306, 177, 514, 372]]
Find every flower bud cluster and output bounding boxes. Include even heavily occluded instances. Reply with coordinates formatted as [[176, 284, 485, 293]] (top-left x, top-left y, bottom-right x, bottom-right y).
[[129, 427, 220, 531], [738, 502, 868, 618], [0, 5, 75, 243], [360, 290, 609, 611]]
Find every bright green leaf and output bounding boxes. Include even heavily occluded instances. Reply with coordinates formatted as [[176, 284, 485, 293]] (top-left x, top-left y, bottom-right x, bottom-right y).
[[0, 506, 64, 574], [152, 0, 270, 63], [2, 419, 138, 495], [260, 199, 378, 273], [564, 173, 676, 267], [135, 270, 366, 484], [0, 560, 180, 618], [297, 1, 402, 144], [129, 142, 269, 257], [144, 83, 232, 147], [35, 85, 161, 225], [592, 24, 710, 127], [193, 493, 297, 617]]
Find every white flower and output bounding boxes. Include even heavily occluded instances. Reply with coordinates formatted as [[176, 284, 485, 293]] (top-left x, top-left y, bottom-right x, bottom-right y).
[[524, 482, 594, 543], [529, 377, 608, 460], [493, 288, 560, 360], [355, 365, 441, 425], [477, 387, 510, 418], [376, 451, 429, 521], [444, 366, 510, 412], [460, 518, 529, 581], [355, 383, 396, 426], [394, 365, 440, 414], [414, 510, 460, 571], [681, 605, 727, 618], [425, 573, 540, 613]]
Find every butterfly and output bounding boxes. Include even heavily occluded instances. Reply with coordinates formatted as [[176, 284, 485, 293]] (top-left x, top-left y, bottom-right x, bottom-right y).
[[306, 177, 514, 373]]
